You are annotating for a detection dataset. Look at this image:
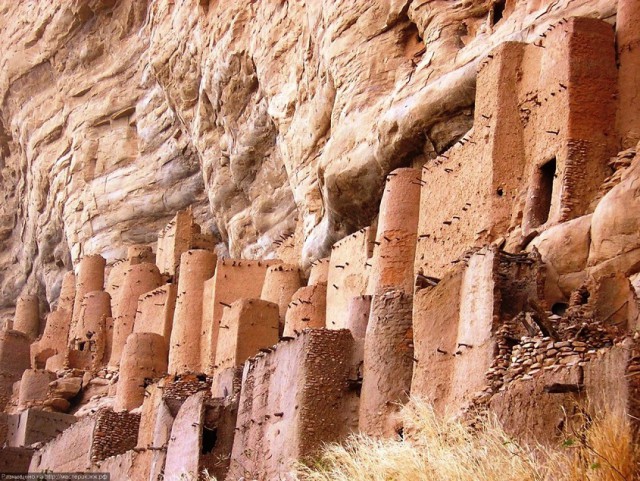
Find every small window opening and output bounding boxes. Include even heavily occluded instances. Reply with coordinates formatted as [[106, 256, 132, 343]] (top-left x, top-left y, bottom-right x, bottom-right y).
[[78, 342, 86, 352], [496, 187, 504, 196], [493, 0, 507, 24], [530, 157, 556, 227], [201, 427, 218, 454]]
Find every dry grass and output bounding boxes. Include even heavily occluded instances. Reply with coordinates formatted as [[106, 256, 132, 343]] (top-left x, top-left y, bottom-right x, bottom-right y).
[[297, 399, 639, 481]]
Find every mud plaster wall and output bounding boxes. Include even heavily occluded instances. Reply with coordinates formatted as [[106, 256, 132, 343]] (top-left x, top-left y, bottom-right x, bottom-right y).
[[18, 369, 56, 408], [327, 228, 373, 329], [413, 247, 544, 415], [228, 329, 358, 481], [211, 366, 242, 399], [156, 209, 216, 277], [0, 330, 30, 409], [213, 299, 279, 378], [134, 283, 177, 340], [411, 249, 498, 414], [346, 295, 372, 339], [8, 409, 77, 447], [29, 414, 95, 472], [283, 283, 327, 337], [0, 448, 33, 474], [617, 0, 640, 148], [136, 383, 162, 448], [201, 259, 279, 375], [415, 18, 616, 279], [415, 43, 526, 280], [137, 382, 174, 450], [91, 450, 149, 481], [156, 209, 197, 277], [368, 168, 420, 295], [359, 290, 413, 437], [520, 18, 617, 232], [163, 391, 205, 480], [490, 365, 584, 445]]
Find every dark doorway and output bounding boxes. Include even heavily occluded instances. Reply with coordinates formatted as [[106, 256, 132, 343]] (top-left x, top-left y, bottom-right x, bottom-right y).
[[530, 157, 556, 227], [201, 427, 218, 454]]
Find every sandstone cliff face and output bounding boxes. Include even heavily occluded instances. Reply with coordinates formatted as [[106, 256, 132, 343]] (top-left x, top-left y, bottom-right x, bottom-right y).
[[0, 0, 617, 318]]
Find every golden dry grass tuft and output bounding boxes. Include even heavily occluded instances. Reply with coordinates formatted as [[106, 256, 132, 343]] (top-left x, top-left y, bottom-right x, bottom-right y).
[[296, 399, 639, 481]]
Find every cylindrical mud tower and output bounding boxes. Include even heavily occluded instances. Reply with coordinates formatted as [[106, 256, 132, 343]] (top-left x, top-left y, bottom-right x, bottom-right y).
[[73, 291, 112, 343], [71, 255, 106, 331], [168, 250, 217, 374], [261, 264, 303, 334], [368, 168, 421, 295], [0, 330, 32, 408], [14, 295, 40, 340], [114, 332, 168, 411], [58, 271, 76, 313], [108, 263, 162, 368]]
